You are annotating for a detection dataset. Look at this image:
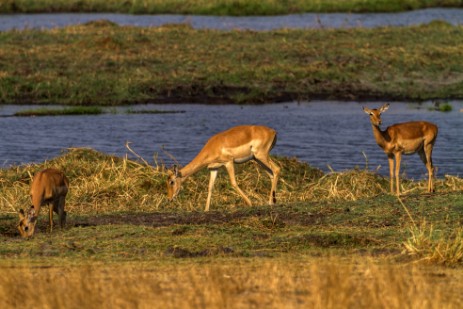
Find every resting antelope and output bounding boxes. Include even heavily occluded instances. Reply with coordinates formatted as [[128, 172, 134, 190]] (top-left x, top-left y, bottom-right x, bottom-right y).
[[363, 103, 438, 195], [167, 125, 280, 211], [18, 168, 69, 238]]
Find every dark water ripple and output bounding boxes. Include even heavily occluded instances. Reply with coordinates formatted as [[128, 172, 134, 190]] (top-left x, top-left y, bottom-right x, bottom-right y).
[[0, 101, 462, 179]]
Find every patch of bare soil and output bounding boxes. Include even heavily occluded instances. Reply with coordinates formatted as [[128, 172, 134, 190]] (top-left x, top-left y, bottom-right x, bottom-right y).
[[71, 207, 333, 228]]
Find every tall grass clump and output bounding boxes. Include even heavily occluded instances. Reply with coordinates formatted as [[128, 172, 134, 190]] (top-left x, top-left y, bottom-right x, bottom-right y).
[[306, 169, 389, 201], [403, 220, 463, 265]]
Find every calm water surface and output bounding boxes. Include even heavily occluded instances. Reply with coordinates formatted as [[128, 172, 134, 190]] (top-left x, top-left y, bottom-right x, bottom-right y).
[[1, 101, 462, 179], [1, 8, 463, 31]]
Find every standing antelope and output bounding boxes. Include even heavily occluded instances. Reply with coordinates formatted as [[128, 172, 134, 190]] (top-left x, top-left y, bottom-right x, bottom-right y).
[[166, 125, 280, 211], [18, 168, 69, 238], [363, 103, 438, 195]]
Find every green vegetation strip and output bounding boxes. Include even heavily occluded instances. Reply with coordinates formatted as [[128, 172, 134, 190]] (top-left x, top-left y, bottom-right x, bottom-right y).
[[1, 0, 463, 14], [13, 106, 184, 116], [14, 106, 103, 116], [1, 21, 463, 105]]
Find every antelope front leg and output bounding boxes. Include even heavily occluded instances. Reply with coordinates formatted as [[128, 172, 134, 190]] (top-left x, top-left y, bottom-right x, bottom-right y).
[[387, 155, 394, 194], [205, 169, 218, 212], [394, 152, 402, 196]]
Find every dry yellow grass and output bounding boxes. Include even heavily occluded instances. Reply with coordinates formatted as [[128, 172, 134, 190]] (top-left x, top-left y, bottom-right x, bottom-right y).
[[0, 258, 462, 309], [0, 148, 461, 215]]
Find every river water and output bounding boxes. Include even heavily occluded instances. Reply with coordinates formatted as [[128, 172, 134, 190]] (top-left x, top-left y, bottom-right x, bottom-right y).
[[0, 11, 462, 179], [0, 101, 462, 179], [1, 8, 463, 31]]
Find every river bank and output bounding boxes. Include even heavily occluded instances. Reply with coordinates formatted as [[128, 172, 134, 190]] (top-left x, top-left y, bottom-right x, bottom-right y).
[[1, 21, 463, 105], [1, 0, 463, 15]]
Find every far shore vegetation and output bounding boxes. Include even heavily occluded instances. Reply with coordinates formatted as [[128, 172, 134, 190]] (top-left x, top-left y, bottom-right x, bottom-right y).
[[14, 106, 103, 116], [13, 106, 184, 116], [0, 0, 463, 15], [1, 20, 463, 105]]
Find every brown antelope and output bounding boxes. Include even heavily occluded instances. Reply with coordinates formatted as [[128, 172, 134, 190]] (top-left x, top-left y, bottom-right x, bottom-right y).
[[167, 125, 280, 211], [18, 168, 69, 238], [363, 103, 438, 195]]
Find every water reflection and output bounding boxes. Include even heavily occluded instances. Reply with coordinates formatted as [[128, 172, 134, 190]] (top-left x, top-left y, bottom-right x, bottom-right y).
[[0, 101, 461, 179]]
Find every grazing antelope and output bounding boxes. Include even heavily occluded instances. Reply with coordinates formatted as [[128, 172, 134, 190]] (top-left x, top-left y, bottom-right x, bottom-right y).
[[167, 125, 280, 211], [18, 168, 69, 238], [363, 103, 438, 195]]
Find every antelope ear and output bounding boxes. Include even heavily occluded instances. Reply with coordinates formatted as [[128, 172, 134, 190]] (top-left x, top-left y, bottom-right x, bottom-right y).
[[173, 165, 179, 177], [19, 209, 25, 219], [29, 207, 36, 217], [379, 103, 390, 113], [363, 107, 372, 114]]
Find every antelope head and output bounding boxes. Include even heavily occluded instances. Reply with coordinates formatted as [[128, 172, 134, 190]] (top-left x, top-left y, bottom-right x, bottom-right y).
[[17, 207, 38, 238], [166, 166, 183, 201], [363, 103, 390, 127]]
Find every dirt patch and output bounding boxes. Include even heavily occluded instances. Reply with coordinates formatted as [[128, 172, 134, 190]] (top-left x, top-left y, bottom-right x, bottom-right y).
[[164, 245, 235, 258], [72, 207, 331, 228]]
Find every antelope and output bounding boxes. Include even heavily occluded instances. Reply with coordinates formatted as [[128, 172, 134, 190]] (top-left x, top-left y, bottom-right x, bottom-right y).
[[363, 103, 438, 195], [18, 168, 69, 238], [167, 125, 280, 211]]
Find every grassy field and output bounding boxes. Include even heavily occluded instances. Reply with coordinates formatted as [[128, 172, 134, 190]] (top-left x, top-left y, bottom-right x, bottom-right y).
[[1, 0, 463, 15], [2, 2, 462, 306], [1, 21, 463, 105], [0, 148, 462, 307]]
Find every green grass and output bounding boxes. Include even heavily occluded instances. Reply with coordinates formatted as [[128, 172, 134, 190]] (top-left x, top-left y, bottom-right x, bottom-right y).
[[1, 21, 463, 105], [0, 188, 462, 265], [14, 106, 103, 116], [429, 100, 453, 112], [1, 0, 463, 15]]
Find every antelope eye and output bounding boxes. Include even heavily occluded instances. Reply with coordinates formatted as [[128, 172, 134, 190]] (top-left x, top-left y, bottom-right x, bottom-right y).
[[170, 180, 175, 186]]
